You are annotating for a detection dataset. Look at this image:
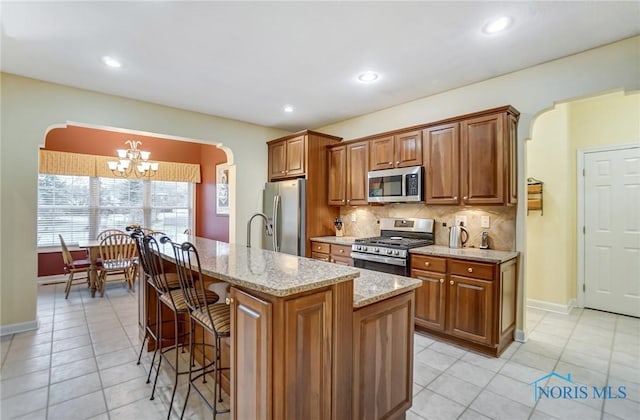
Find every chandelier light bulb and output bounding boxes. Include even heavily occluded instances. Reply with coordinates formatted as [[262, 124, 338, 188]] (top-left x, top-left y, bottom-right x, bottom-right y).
[[107, 140, 159, 178]]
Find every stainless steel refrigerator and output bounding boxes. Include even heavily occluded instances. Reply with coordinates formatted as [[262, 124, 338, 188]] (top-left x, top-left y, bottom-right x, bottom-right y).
[[263, 179, 306, 256]]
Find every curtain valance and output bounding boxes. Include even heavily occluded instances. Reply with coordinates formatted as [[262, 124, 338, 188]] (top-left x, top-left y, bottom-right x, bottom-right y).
[[39, 150, 201, 183]]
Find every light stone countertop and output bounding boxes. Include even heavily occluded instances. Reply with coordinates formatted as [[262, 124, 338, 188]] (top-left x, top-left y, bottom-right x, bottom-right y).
[[410, 245, 519, 263], [309, 236, 362, 246], [352, 269, 421, 308], [158, 236, 360, 297]]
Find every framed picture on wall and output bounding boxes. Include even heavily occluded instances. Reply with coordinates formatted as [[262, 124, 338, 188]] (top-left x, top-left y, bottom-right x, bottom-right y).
[[216, 164, 230, 216]]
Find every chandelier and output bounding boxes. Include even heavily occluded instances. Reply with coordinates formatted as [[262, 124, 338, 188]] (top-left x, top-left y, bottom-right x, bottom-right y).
[[107, 140, 159, 178]]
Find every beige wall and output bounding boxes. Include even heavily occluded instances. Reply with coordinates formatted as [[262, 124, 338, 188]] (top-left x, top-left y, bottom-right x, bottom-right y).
[[0, 73, 287, 330], [318, 36, 640, 335], [527, 91, 640, 307], [526, 104, 573, 305]]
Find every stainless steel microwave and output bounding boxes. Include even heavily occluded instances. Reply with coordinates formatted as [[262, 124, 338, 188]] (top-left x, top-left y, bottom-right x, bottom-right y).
[[367, 166, 423, 203]]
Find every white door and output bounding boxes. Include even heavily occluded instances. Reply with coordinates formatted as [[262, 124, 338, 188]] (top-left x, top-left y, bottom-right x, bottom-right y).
[[584, 146, 640, 317]]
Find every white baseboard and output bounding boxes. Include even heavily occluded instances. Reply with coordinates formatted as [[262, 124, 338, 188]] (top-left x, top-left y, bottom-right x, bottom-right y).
[[37, 274, 67, 285], [527, 298, 577, 315], [0, 319, 38, 336], [514, 328, 527, 343]]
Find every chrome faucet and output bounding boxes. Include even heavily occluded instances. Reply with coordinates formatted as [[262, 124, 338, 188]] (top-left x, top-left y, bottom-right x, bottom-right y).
[[246, 212, 275, 249]]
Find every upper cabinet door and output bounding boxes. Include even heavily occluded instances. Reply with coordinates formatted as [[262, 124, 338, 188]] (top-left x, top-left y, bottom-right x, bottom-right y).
[[424, 123, 460, 205], [285, 135, 306, 177], [460, 114, 505, 205], [394, 130, 423, 168], [369, 136, 395, 171], [346, 141, 369, 205], [269, 140, 287, 180], [327, 146, 346, 206]]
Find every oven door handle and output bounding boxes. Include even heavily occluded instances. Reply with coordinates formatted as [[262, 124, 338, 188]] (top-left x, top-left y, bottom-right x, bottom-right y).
[[350, 252, 407, 267]]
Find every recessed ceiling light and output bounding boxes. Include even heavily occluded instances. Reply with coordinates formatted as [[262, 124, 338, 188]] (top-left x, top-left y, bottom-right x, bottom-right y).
[[482, 16, 513, 35], [357, 71, 380, 83], [283, 105, 294, 113], [102, 56, 122, 68]]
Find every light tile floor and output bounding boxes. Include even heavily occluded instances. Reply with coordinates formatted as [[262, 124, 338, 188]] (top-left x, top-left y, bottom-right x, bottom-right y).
[[1, 283, 639, 419]]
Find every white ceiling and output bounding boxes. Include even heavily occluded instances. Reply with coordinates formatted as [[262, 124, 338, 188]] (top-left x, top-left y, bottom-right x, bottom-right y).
[[1, 1, 638, 132]]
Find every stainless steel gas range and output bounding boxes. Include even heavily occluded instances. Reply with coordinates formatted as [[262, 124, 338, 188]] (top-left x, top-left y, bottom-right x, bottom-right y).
[[351, 217, 434, 276]]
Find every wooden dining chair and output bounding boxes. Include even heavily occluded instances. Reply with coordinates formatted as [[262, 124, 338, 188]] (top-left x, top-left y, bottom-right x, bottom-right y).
[[96, 228, 126, 241], [59, 234, 92, 299], [97, 233, 137, 296]]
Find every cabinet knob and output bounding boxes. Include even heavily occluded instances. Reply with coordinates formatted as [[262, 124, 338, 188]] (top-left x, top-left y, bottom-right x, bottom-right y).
[[453, 196, 457, 200], [463, 196, 468, 200], [342, 200, 345, 203], [396, 161, 400, 165], [439, 278, 444, 283], [467, 267, 473, 273], [387, 161, 393, 165], [347, 199, 350, 204], [424, 262, 430, 267], [339, 249, 344, 253], [225, 297, 234, 305], [281, 170, 286, 174], [450, 280, 454, 285], [317, 246, 322, 250]]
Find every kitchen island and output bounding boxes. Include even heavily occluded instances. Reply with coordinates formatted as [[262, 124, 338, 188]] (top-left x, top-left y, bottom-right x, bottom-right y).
[[147, 236, 420, 420]]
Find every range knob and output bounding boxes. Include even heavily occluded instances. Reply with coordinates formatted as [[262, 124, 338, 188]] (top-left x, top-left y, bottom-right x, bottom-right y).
[[362, 246, 368, 251], [393, 250, 400, 255], [374, 247, 380, 253], [355, 245, 361, 251], [386, 249, 393, 255]]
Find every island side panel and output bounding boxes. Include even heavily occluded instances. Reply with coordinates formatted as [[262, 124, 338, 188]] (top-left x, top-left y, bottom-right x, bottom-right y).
[[230, 287, 273, 420], [353, 291, 415, 420]]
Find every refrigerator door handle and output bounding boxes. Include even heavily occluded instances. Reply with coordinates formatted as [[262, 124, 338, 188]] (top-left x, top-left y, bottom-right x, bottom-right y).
[[272, 195, 281, 252]]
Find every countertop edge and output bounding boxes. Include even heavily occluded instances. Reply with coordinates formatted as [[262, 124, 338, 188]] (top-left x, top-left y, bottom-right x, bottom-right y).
[[353, 280, 420, 309], [309, 236, 360, 245], [409, 245, 519, 264]]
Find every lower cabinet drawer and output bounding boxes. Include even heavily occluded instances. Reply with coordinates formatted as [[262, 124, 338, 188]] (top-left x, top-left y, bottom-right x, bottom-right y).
[[311, 242, 330, 254], [411, 254, 447, 272], [449, 260, 494, 280], [311, 252, 330, 262], [330, 244, 351, 258]]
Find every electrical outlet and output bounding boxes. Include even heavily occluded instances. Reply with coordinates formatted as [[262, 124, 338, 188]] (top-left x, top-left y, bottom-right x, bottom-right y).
[[351, 213, 357, 222], [454, 215, 467, 226], [481, 216, 490, 228]]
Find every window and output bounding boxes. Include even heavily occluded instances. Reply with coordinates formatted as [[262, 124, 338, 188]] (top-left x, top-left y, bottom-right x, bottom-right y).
[[37, 174, 194, 247]]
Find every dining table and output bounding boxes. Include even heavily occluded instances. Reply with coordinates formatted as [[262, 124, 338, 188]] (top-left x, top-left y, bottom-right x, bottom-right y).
[[77, 240, 102, 297]]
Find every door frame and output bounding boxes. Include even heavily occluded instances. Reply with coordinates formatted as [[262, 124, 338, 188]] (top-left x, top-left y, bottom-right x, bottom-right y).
[[576, 142, 640, 308]]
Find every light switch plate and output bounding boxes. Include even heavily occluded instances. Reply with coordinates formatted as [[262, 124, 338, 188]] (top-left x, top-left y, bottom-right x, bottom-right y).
[[351, 213, 357, 222], [454, 215, 467, 226], [481, 216, 490, 228]]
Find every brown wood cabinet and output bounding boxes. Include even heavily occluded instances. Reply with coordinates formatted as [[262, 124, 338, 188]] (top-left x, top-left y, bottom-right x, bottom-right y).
[[410, 255, 447, 332], [268, 135, 306, 180], [328, 141, 369, 206], [230, 287, 273, 420], [369, 130, 422, 171], [228, 280, 355, 420], [310, 241, 353, 266], [424, 108, 518, 206], [267, 131, 342, 256], [423, 123, 460, 205], [410, 254, 518, 357], [352, 292, 414, 420]]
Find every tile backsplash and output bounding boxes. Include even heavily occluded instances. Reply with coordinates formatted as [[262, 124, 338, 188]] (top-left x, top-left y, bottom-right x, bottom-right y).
[[340, 204, 516, 251]]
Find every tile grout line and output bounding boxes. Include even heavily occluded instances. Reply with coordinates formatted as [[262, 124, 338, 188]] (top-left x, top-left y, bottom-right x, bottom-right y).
[[600, 314, 620, 420]]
